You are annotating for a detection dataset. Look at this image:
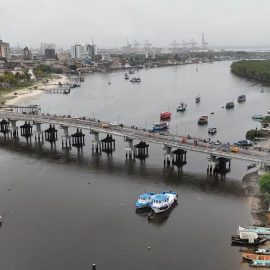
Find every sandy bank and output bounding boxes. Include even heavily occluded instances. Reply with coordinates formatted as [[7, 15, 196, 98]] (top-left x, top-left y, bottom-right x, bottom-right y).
[[1, 74, 69, 107]]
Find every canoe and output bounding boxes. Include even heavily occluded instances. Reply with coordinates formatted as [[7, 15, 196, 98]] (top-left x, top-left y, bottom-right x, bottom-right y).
[[241, 251, 270, 261], [238, 225, 270, 235], [250, 259, 270, 267]]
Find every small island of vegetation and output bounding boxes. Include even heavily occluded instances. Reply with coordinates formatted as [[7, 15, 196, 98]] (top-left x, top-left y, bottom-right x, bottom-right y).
[[231, 60, 270, 83]]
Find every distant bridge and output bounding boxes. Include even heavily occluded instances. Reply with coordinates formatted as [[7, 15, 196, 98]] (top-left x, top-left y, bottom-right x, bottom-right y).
[[0, 111, 268, 167]]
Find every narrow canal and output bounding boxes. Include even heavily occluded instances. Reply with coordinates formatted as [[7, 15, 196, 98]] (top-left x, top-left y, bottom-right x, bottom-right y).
[[0, 61, 268, 270]]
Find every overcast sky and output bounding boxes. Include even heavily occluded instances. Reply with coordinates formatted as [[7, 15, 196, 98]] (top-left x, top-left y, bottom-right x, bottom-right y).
[[1, 0, 270, 49]]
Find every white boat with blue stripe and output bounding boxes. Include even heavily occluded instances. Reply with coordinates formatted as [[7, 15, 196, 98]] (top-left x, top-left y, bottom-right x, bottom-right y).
[[151, 191, 178, 214], [135, 192, 156, 209], [238, 225, 270, 235]]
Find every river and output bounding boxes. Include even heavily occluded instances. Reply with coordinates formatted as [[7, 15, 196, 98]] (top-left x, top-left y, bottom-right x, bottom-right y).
[[0, 61, 268, 270]]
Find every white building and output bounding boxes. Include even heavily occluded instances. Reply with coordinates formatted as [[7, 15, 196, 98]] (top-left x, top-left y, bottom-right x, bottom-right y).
[[71, 44, 84, 59], [0, 40, 10, 60]]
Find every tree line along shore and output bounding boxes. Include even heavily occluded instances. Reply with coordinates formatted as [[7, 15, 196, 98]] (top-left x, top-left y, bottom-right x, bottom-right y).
[[231, 60, 270, 83]]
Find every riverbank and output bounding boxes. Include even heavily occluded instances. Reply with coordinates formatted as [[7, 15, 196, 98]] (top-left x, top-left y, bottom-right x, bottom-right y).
[[0, 74, 69, 107], [240, 171, 270, 269], [231, 60, 270, 84]]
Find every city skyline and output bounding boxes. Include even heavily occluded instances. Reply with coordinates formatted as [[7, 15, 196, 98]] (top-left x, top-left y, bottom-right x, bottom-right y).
[[1, 0, 270, 48]]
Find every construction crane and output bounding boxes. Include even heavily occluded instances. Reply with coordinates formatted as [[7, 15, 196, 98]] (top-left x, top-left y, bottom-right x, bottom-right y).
[[133, 40, 140, 49], [201, 33, 208, 49], [181, 40, 188, 49], [189, 38, 197, 49], [144, 40, 152, 49], [170, 40, 180, 49]]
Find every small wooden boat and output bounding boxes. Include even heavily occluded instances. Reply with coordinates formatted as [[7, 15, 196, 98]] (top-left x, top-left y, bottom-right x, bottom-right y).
[[239, 225, 270, 235], [135, 192, 156, 209], [124, 73, 129, 80], [252, 115, 264, 120], [195, 95, 200, 103], [160, 111, 172, 121], [198, 115, 208, 125], [241, 251, 270, 261], [226, 102, 235, 109], [231, 234, 267, 246], [208, 127, 217, 135], [238, 94, 246, 103], [130, 77, 141, 83], [250, 259, 270, 267], [241, 248, 270, 255]]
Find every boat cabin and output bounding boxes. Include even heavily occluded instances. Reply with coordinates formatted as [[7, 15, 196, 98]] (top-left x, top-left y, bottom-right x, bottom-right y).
[[160, 111, 172, 120]]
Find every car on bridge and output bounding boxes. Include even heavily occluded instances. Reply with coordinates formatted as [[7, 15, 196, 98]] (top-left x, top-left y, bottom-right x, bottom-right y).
[[234, 140, 253, 147], [230, 146, 240, 153]]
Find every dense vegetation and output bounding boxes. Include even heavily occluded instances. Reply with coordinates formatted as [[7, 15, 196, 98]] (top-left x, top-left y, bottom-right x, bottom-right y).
[[260, 173, 270, 194], [246, 129, 264, 140], [231, 60, 270, 83]]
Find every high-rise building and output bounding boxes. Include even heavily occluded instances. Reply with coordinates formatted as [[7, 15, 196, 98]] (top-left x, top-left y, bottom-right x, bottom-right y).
[[45, 48, 56, 59], [40, 43, 56, 56], [23, 47, 31, 60], [0, 40, 10, 60], [71, 44, 83, 59], [85, 44, 97, 58]]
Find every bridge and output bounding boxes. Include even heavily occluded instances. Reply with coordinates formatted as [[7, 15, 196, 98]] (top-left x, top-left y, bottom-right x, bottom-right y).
[[0, 111, 268, 173]]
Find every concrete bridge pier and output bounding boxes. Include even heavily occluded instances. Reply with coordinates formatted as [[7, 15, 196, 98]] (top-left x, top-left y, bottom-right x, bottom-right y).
[[44, 124, 58, 145], [9, 120, 18, 138], [0, 119, 10, 139], [20, 121, 33, 143], [34, 123, 44, 143], [60, 125, 71, 149], [172, 149, 187, 171], [208, 154, 231, 177], [101, 134, 115, 155], [124, 137, 135, 159], [71, 128, 85, 150], [163, 144, 172, 167], [90, 130, 101, 154], [135, 141, 149, 160]]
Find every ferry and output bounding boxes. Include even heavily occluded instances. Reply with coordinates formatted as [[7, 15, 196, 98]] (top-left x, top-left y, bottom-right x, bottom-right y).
[[160, 111, 172, 121], [237, 94, 246, 103], [225, 102, 235, 109], [176, 103, 187, 112], [135, 192, 156, 209], [151, 191, 178, 214], [198, 115, 208, 125], [151, 122, 169, 132]]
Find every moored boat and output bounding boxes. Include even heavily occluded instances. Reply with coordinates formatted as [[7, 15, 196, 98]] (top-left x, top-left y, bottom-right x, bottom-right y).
[[250, 259, 270, 267], [135, 192, 156, 209], [241, 251, 270, 261], [252, 115, 264, 120], [238, 225, 270, 235], [176, 103, 187, 112], [226, 101, 235, 109], [160, 111, 172, 121], [151, 191, 178, 214], [195, 95, 201, 103], [238, 94, 246, 103], [198, 115, 208, 125], [231, 232, 267, 246]]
